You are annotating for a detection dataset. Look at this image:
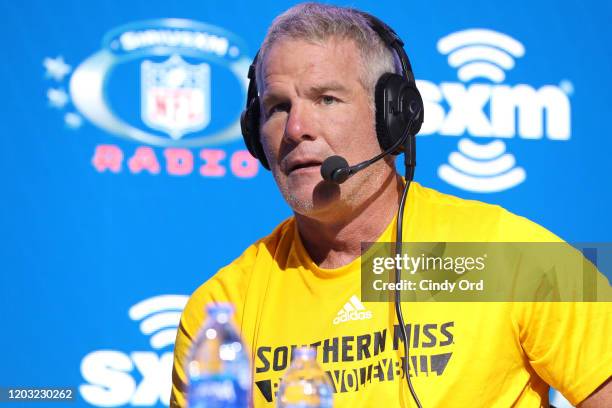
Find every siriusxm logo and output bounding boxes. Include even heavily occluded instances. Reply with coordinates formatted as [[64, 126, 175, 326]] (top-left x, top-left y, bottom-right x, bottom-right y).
[[80, 295, 188, 407], [418, 29, 572, 192], [68, 19, 250, 147], [44, 19, 259, 179]]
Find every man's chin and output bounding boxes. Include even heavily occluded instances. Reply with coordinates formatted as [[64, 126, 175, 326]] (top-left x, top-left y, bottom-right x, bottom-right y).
[[283, 180, 341, 216], [285, 176, 319, 199]]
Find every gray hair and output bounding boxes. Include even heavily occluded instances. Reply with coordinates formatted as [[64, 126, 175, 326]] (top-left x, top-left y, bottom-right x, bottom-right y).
[[255, 2, 400, 104]]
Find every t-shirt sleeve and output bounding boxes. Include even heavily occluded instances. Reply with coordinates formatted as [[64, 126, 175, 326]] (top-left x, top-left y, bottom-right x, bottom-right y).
[[170, 262, 250, 408], [500, 212, 612, 405], [515, 301, 612, 405], [169, 220, 287, 407], [170, 277, 226, 408]]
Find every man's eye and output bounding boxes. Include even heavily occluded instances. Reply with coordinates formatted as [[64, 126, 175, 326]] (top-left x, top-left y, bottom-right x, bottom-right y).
[[321, 95, 337, 105]]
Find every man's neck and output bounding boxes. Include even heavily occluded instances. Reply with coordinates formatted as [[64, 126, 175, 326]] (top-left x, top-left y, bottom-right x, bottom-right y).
[[295, 172, 403, 269]]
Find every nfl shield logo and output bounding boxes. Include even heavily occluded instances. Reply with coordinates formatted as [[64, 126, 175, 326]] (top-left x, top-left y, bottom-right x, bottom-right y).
[[141, 55, 210, 139]]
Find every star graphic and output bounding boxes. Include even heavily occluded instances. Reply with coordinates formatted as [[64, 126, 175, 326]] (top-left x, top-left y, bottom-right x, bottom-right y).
[[64, 112, 82, 129], [43, 56, 72, 82], [47, 87, 69, 108]]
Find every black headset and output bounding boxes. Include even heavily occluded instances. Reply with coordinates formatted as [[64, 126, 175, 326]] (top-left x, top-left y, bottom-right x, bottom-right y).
[[239, 11, 424, 171]]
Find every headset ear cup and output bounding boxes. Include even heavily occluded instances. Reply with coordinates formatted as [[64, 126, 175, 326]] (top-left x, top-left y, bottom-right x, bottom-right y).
[[374, 74, 394, 152], [240, 108, 255, 155], [375, 73, 425, 154], [375, 73, 410, 153], [240, 97, 270, 170]]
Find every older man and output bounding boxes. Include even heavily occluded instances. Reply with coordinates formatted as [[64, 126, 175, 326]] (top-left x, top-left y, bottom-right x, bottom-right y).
[[172, 3, 611, 407]]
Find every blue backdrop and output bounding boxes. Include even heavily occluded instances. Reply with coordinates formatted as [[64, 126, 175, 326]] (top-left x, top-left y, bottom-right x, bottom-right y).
[[1, 0, 610, 407]]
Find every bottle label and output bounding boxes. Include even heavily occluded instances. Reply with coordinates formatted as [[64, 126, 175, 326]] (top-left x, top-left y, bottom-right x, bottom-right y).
[[188, 374, 248, 408]]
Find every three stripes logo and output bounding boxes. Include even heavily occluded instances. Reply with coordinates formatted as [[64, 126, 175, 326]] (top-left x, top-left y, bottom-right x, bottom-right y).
[[418, 28, 572, 193], [333, 295, 373, 325]]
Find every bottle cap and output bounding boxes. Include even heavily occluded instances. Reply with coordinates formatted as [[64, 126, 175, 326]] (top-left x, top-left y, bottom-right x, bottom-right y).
[[294, 346, 316, 360], [206, 303, 234, 323]]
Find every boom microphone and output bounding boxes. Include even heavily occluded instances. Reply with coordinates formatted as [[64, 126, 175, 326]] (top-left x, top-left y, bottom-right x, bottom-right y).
[[320, 114, 418, 184], [320, 156, 350, 183]]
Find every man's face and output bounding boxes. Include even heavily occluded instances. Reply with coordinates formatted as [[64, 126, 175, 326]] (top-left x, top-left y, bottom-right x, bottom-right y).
[[259, 37, 392, 216]]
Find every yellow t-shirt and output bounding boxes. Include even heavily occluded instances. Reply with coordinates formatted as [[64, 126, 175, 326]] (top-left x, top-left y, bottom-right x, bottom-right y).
[[171, 182, 611, 407]]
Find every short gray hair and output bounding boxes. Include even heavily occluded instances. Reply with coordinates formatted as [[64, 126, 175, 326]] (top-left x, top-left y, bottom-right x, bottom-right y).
[[255, 3, 400, 103]]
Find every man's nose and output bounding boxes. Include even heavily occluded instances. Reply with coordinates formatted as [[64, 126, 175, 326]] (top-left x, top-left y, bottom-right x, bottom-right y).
[[284, 102, 315, 144]]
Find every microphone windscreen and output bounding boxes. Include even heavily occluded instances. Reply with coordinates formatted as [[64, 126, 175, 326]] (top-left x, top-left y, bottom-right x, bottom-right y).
[[321, 155, 349, 182]]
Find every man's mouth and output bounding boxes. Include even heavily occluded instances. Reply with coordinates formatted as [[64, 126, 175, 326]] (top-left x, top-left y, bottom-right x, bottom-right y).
[[287, 160, 322, 174]]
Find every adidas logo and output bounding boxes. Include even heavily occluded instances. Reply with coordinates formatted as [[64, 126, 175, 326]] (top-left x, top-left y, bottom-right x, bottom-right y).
[[333, 295, 373, 325]]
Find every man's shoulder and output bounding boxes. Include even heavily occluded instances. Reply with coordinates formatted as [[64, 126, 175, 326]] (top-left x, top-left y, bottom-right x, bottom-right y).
[[220, 215, 295, 275], [410, 182, 562, 242], [412, 181, 504, 214], [188, 216, 296, 303]]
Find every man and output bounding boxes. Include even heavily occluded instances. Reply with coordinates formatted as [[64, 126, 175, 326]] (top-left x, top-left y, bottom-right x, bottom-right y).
[[172, 3, 611, 407]]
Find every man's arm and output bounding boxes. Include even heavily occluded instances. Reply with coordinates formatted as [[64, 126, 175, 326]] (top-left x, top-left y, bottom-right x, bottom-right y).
[[578, 377, 612, 408], [170, 289, 209, 408], [170, 253, 256, 407]]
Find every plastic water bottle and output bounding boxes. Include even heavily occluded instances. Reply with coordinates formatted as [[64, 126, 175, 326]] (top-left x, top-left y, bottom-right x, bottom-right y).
[[277, 347, 333, 408], [186, 303, 250, 408]]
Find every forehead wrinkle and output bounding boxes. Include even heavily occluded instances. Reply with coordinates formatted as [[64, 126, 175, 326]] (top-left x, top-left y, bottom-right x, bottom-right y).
[[261, 79, 354, 111], [260, 38, 367, 107], [306, 81, 351, 96]]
